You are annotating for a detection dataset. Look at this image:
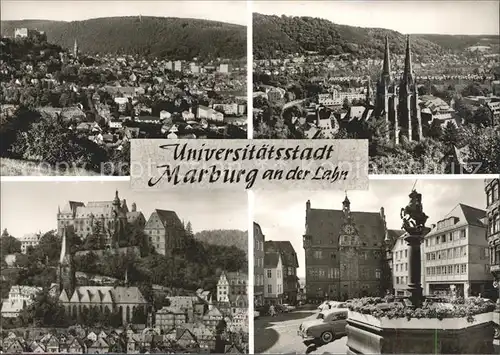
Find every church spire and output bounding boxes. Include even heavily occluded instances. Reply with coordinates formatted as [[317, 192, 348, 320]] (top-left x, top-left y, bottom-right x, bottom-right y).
[[381, 35, 391, 82], [113, 190, 120, 206], [402, 35, 413, 86]]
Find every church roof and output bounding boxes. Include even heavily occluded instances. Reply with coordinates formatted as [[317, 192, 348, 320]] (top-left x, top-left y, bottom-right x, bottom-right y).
[[61, 201, 85, 214], [65, 286, 147, 304], [306, 208, 386, 248]]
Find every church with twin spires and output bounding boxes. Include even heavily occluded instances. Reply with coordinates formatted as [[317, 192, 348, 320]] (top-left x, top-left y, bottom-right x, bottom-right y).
[[374, 35, 422, 144]]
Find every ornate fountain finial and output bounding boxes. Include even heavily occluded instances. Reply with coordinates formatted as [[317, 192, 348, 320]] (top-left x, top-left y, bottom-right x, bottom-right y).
[[400, 189, 429, 235]]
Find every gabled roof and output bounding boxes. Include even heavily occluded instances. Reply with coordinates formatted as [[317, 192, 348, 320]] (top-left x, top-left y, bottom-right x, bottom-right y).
[[459, 203, 486, 227], [264, 241, 299, 267], [306, 207, 386, 248], [151, 209, 183, 229]]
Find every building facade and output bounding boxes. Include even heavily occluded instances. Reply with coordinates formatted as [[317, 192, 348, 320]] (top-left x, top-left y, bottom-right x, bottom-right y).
[[392, 233, 411, 296], [263, 252, 283, 304], [18, 233, 41, 254], [375, 35, 422, 144], [57, 191, 145, 246], [143, 209, 186, 256], [303, 197, 392, 301], [264, 241, 299, 303], [216, 271, 247, 303], [422, 204, 493, 297], [485, 179, 500, 302], [253, 222, 265, 307]]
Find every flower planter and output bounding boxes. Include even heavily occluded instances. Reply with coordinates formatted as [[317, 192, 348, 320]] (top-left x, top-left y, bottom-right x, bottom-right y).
[[346, 311, 496, 354]]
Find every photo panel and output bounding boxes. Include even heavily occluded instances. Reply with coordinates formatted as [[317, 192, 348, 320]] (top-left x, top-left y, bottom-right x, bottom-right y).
[[252, 1, 500, 175], [253, 178, 500, 354], [0, 181, 249, 353], [1, 0, 248, 177]]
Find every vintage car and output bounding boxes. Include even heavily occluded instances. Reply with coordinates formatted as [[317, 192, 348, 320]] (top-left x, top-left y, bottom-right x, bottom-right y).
[[282, 303, 296, 312], [298, 308, 348, 344]]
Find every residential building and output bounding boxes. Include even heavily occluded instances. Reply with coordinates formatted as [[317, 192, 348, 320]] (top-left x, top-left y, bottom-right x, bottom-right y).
[[253, 222, 265, 306], [264, 252, 284, 304], [423, 203, 493, 297], [144, 209, 186, 256], [155, 306, 188, 329], [303, 197, 393, 301], [392, 233, 411, 296], [265, 240, 299, 303], [485, 179, 500, 298], [174, 61, 182, 72], [18, 233, 41, 253], [217, 271, 247, 303], [1, 285, 41, 318], [219, 64, 229, 73]]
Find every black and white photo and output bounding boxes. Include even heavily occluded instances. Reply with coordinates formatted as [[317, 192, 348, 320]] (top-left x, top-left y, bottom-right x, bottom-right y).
[[0, 0, 247, 176], [0, 181, 249, 353], [253, 1, 500, 174], [254, 178, 500, 354]]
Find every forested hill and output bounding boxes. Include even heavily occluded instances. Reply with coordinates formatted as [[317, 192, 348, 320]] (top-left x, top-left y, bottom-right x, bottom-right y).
[[413, 34, 500, 52], [1, 17, 246, 60], [253, 13, 497, 59], [195, 229, 248, 253]]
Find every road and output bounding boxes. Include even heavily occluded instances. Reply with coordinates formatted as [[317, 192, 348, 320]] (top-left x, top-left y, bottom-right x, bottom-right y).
[[254, 309, 347, 354]]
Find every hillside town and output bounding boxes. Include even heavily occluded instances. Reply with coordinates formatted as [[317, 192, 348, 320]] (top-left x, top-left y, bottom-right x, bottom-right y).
[[253, 179, 500, 354], [0, 26, 247, 175], [0, 190, 249, 353], [253, 18, 500, 173]]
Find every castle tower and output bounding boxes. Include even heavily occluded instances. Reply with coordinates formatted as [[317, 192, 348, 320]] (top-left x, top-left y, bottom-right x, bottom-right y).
[[58, 227, 76, 297]]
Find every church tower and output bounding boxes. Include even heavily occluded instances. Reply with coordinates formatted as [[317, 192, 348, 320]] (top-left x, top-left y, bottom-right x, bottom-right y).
[[398, 35, 422, 142], [73, 39, 78, 58], [375, 35, 398, 141], [58, 227, 76, 297]]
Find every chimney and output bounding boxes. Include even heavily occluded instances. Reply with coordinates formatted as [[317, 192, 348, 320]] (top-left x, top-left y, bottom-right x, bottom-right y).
[[380, 207, 385, 220], [306, 200, 311, 212]]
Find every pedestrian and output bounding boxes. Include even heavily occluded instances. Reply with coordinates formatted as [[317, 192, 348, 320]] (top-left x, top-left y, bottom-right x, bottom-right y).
[[269, 304, 276, 317]]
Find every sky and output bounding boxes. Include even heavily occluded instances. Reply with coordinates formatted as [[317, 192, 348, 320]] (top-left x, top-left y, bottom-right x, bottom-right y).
[[1, 0, 247, 26], [254, 1, 500, 35], [254, 178, 488, 279], [0, 181, 248, 238]]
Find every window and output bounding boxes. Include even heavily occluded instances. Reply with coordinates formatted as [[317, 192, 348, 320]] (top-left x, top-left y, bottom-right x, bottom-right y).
[[436, 236, 440, 244], [267, 270, 271, 278], [396, 276, 400, 284], [448, 233, 452, 242], [460, 229, 466, 239], [277, 270, 281, 278], [461, 264, 467, 274], [460, 246, 466, 257], [396, 264, 399, 272], [405, 263, 408, 271], [404, 250, 408, 258], [319, 269, 326, 278], [267, 284, 272, 293], [328, 268, 334, 279], [426, 253, 430, 261], [375, 269, 381, 279], [334, 268, 340, 278], [425, 239, 429, 247], [314, 250, 323, 259], [447, 265, 452, 274], [454, 264, 460, 274], [441, 235, 446, 243]]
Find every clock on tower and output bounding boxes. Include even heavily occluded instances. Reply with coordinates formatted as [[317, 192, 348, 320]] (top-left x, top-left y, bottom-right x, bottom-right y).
[[343, 225, 355, 234]]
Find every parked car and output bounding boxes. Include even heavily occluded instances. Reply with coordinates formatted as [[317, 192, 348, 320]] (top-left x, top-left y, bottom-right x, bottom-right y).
[[282, 304, 296, 312], [298, 308, 348, 344], [275, 304, 288, 313]]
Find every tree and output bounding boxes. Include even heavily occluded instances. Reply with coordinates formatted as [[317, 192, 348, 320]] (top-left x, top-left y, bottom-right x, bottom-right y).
[[0, 232, 21, 254], [185, 221, 194, 237], [23, 288, 68, 327], [442, 121, 459, 147], [471, 106, 493, 127], [131, 306, 147, 324], [428, 119, 443, 140]]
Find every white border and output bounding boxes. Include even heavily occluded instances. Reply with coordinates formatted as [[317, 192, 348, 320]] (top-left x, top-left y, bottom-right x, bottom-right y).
[[247, 188, 255, 354], [369, 174, 498, 180], [246, 0, 253, 139], [0, 176, 129, 182]]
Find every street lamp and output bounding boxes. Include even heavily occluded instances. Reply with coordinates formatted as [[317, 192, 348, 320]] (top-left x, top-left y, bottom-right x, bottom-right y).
[[400, 189, 430, 308]]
